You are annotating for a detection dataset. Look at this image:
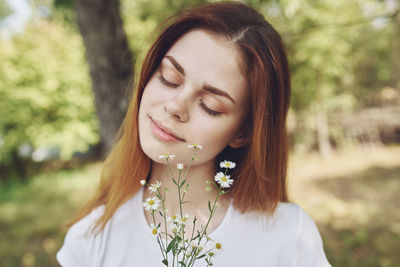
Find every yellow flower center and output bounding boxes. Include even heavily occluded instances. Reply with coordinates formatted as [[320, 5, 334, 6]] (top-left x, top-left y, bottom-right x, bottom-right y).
[[226, 163, 231, 166], [221, 177, 227, 182], [152, 229, 157, 235], [172, 215, 177, 220], [216, 243, 221, 249], [148, 200, 155, 205]]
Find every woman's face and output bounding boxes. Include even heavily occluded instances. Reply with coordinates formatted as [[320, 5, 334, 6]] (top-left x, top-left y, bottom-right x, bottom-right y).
[[138, 29, 248, 166]]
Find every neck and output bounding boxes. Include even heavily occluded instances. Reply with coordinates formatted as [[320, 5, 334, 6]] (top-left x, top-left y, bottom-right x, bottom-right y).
[[147, 160, 221, 215]]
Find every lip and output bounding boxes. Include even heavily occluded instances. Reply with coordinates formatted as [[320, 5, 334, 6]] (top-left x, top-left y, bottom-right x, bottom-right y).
[[149, 116, 185, 142]]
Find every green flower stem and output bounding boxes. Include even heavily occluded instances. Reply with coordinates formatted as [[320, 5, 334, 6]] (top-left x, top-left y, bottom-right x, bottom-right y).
[[189, 217, 197, 242], [172, 245, 177, 267], [205, 255, 213, 267], [178, 150, 196, 247], [200, 185, 221, 239], [186, 186, 221, 267], [182, 149, 197, 181], [158, 187, 169, 258], [165, 158, 184, 267], [177, 169, 184, 219], [155, 150, 226, 267], [166, 158, 175, 182], [152, 211, 167, 261], [187, 251, 195, 267]]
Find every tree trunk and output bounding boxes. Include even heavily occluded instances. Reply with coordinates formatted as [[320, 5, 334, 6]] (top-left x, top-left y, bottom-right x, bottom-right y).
[[75, 0, 133, 154]]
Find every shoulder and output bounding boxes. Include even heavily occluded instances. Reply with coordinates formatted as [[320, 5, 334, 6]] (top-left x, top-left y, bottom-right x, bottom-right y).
[[230, 202, 306, 234], [277, 203, 332, 267], [227, 202, 331, 266], [56, 205, 105, 266], [57, 195, 138, 267], [275, 202, 321, 240]]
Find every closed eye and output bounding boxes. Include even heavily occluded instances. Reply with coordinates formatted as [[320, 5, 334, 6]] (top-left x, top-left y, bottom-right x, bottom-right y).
[[157, 74, 179, 88], [199, 100, 222, 117], [158, 73, 221, 117]]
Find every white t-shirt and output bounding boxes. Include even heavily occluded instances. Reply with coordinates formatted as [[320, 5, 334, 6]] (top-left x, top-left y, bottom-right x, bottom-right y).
[[57, 187, 331, 267]]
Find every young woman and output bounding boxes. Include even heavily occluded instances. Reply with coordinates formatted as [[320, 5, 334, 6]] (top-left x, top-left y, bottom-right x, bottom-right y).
[[57, 2, 331, 266]]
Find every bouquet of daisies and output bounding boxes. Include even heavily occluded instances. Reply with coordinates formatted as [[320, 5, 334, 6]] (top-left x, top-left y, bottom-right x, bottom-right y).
[[140, 145, 235, 267]]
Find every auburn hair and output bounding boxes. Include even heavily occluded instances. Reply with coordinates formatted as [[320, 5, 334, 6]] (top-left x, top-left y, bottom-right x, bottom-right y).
[[72, 1, 291, 232]]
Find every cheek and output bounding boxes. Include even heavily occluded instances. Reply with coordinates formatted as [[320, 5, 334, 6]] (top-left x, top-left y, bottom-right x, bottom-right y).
[[141, 81, 160, 106], [194, 118, 241, 150]]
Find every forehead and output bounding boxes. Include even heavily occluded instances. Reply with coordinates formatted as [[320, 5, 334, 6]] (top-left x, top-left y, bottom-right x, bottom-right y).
[[165, 29, 247, 104]]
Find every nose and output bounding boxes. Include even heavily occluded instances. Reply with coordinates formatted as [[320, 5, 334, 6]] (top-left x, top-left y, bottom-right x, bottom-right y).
[[163, 93, 189, 122]]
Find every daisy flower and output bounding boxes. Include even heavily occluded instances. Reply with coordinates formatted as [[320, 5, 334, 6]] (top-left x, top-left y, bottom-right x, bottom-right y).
[[214, 172, 234, 188], [177, 215, 189, 226], [194, 238, 207, 253], [148, 181, 162, 193], [158, 153, 175, 160], [188, 240, 203, 256], [208, 240, 223, 256], [187, 144, 203, 150], [220, 160, 236, 169], [167, 214, 179, 223], [149, 223, 159, 236], [143, 196, 160, 211], [189, 240, 198, 249], [185, 245, 193, 257], [177, 163, 184, 170], [178, 240, 187, 249], [169, 223, 179, 234]]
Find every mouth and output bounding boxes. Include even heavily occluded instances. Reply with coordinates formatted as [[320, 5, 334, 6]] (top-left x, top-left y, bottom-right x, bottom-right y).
[[149, 116, 185, 142]]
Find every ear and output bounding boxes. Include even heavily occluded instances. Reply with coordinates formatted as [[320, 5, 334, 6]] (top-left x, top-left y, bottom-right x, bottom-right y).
[[228, 134, 248, 149]]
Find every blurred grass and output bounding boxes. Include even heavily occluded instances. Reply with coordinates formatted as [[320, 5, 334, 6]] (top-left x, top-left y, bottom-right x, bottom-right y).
[[0, 164, 100, 267], [288, 145, 400, 267], [0, 145, 399, 266]]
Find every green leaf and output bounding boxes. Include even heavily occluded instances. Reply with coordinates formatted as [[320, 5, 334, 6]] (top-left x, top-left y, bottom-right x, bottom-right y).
[[162, 259, 168, 265], [166, 239, 175, 253], [197, 253, 206, 259], [179, 179, 186, 188], [208, 201, 212, 213]]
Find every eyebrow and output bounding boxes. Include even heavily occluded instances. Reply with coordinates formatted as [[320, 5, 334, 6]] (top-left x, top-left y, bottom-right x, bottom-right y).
[[165, 55, 185, 75], [164, 55, 236, 104], [203, 84, 236, 104]]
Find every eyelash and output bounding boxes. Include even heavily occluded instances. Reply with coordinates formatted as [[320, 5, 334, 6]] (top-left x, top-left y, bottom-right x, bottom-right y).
[[199, 100, 222, 117], [157, 74, 179, 88], [157, 74, 222, 117]]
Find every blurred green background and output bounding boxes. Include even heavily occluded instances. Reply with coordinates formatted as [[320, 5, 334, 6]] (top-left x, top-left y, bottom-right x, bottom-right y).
[[0, 0, 399, 266]]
